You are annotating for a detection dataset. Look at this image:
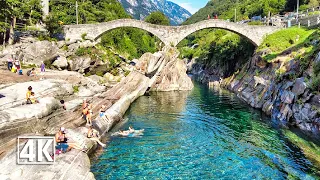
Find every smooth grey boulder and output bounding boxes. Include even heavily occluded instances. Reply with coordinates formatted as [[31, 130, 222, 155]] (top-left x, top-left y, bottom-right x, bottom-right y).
[[68, 56, 91, 73], [23, 41, 59, 65], [292, 78, 307, 97], [52, 56, 68, 70]]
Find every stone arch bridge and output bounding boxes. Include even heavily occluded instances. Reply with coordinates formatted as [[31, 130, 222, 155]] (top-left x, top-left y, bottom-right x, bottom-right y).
[[64, 19, 281, 47]]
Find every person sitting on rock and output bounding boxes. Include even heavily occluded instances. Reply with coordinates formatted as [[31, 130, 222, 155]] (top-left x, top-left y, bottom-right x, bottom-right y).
[[7, 56, 13, 71], [11, 64, 17, 73], [26, 86, 33, 104], [87, 125, 106, 147], [27, 68, 36, 76], [60, 100, 66, 110], [99, 105, 106, 118], [82, 99, 87, 110], [14, 59, 21, 71], [88, 104, 93, 125], [55, 127, 86, 152], [99, 105, 110, 123], [30, 92, 39, 104]]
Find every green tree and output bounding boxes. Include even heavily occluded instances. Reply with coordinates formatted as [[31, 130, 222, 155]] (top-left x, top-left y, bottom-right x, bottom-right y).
[[44, 15, 63, 37], [145, 11, 170, 25], [308, 0, 320, 7], [49, 0, 130, 25], [0, 0, 42, 44]]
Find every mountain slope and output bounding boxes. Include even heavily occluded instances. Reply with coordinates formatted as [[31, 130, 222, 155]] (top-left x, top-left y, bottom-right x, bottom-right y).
[[118, 0, 191, 25], [183, 0, 303, 25]]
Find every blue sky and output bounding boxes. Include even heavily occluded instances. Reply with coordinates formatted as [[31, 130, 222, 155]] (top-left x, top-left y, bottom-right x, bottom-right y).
[[169, 0, 209, 14]]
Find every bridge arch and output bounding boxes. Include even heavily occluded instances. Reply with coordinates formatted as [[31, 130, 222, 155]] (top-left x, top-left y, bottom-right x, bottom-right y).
[[64, 19, 281, 47], [91, 20, 169, 45]]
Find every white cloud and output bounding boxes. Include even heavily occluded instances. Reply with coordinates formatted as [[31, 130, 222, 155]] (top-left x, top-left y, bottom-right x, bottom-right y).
[[169, 1, 199, 14]]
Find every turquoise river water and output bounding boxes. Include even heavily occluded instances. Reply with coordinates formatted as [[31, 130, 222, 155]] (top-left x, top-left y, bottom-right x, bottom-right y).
[[91, 82, 320, 179]]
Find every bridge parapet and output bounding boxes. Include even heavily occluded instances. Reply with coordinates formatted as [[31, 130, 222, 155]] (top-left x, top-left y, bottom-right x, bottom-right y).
[[64, 19, 281, 47]]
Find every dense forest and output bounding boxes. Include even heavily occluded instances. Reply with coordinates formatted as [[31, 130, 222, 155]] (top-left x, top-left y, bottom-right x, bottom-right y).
[[48, 0, 165, 60], [179, 0, 320, 77], [1, 0, 319, 63], [0, 0, 166, 60], [184, 0, 319, 24]]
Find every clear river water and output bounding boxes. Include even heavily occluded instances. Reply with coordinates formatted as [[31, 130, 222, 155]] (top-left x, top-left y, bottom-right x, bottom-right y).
[[91, 82, 320, 179]]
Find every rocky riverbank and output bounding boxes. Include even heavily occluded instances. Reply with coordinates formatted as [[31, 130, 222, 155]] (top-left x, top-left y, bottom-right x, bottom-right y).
[[0, 42, 192, 179], [189, 45, 320, 136]]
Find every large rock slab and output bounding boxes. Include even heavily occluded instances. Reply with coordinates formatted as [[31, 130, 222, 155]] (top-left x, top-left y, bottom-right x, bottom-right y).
[[0, 127, 95, 180], [0, 79, 73, 110], [150, 47, 193, 91], [23, 41, 59, 65]]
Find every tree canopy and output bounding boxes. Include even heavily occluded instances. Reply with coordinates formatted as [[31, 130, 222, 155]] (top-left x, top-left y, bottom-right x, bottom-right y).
[[184, 0, 318, 24], [144, 11, 170, 25], [49, 0, 130, 25]]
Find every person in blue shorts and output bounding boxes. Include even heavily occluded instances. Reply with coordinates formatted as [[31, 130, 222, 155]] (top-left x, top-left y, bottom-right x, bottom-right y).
[[55, 127, 86, 152]]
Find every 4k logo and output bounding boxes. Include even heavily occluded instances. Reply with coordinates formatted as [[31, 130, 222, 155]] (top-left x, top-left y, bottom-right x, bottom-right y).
[[17, 136, 55, 165]]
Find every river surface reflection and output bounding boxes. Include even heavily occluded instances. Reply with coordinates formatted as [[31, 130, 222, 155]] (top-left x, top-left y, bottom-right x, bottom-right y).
[[91, 82, 319, 179]]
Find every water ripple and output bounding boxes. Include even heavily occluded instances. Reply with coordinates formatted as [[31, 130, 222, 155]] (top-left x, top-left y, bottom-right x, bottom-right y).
[[91, 83, 319, 179]]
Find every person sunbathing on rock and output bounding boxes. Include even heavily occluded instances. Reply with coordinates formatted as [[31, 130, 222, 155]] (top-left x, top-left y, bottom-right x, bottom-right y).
[[87, 126, 106, 147], [55, 127, 86, 152]]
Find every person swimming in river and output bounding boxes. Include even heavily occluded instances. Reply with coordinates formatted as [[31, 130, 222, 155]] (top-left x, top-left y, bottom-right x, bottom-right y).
[[112, 126, 144, 137]]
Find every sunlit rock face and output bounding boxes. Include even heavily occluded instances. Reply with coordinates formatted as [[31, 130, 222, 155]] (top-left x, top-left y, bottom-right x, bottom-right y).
[[118, 0, 191, 25]]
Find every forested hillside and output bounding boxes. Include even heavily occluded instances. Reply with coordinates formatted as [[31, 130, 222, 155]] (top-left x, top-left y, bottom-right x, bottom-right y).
[[184, 0, 318, 24], [48, 0, 161, 60], [179, 0, 320, 78], [1, 0, 163, 60]]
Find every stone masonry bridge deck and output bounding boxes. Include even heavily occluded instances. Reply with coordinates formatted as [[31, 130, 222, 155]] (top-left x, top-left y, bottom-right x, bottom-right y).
[[64, 19, 281, 47]]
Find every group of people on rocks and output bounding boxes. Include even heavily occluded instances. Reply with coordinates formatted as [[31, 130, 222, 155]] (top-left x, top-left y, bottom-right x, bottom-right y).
[[21, 69, 142, 156], [54, 99, 109, 154], [7, 55, 46, 76]]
